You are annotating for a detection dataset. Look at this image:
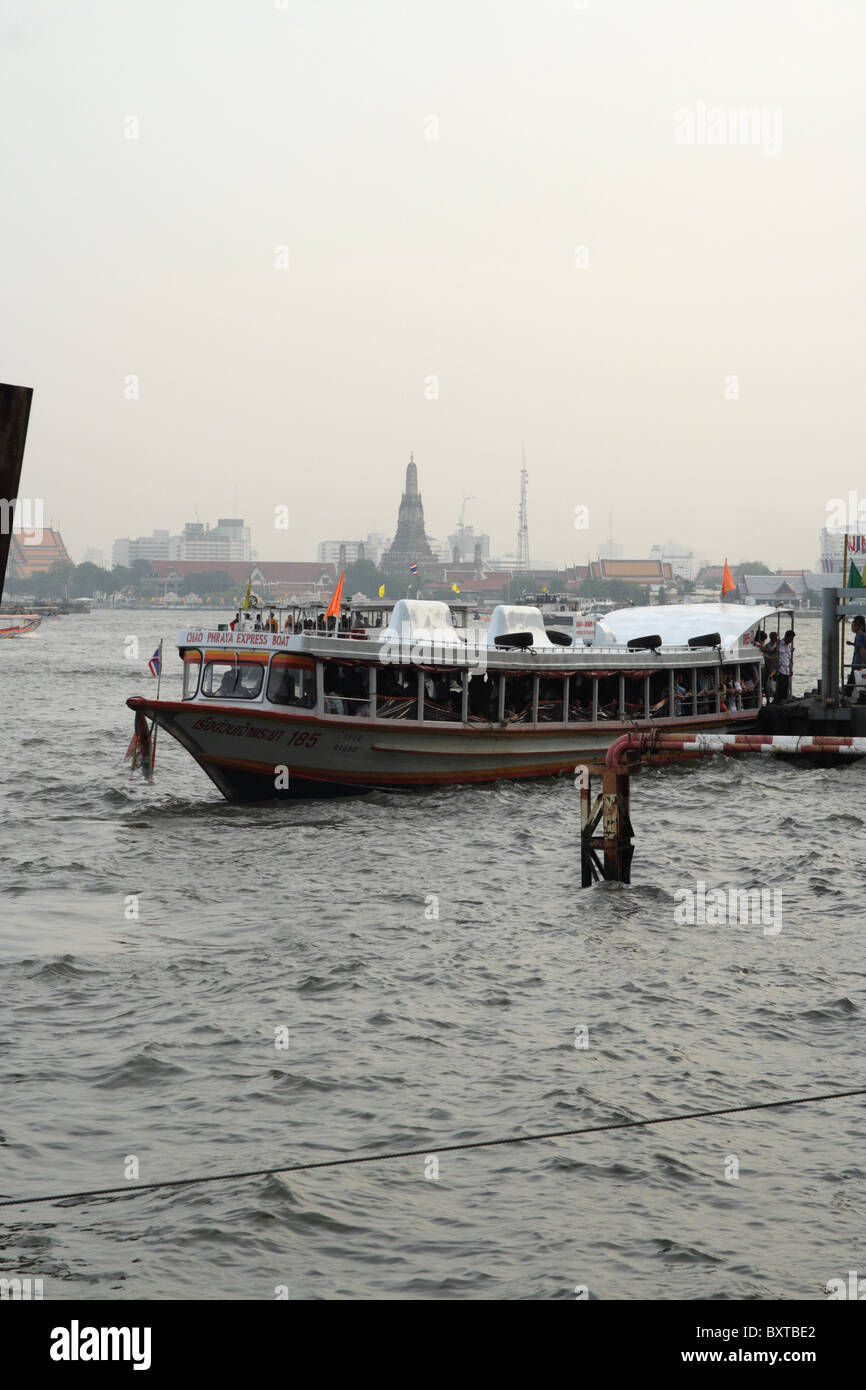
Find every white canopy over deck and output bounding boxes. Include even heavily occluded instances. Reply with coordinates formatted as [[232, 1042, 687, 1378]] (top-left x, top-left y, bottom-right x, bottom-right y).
[[486, 605, 560, 649], [599, 603, 785, 652], [380, 599, 466, 646]]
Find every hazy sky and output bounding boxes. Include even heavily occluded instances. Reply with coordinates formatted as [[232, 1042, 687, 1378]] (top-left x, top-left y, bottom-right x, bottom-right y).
[[1, 0, 864, 571]]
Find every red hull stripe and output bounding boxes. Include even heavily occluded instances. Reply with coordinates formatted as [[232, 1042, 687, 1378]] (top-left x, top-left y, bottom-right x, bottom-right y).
[[197, 750, 700, 785]]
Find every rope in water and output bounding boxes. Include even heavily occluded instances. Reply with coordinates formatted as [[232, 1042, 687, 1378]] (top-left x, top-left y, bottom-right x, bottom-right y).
[[1, 1086, 863, 1210]]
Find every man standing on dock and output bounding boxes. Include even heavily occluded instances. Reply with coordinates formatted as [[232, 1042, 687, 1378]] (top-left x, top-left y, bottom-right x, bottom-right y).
[[846, 615, 866, 691], [774, 630, 795, 703]]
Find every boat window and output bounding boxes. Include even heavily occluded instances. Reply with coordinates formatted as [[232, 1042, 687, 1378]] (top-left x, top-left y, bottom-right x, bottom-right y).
[[720, 665, 750, 715], [568, 675, 592, 722], [503, 674, 532, 724], [673, 671, 695, 717], [596, 675, 619, 720], [267, 655, 316, 707], [202, 658, 264, 700], [377, 665, 418, 719], [623, 675, 646, 719], [740, 662, 761, 710], [323, 661, 371, 717], [649, 672, 670, 719], [538, 675, 566, 722], [182, 650, 201, 700], [422, 670, 462, 721], [696, 668, 716, 714], [467, 672, 497, 722]]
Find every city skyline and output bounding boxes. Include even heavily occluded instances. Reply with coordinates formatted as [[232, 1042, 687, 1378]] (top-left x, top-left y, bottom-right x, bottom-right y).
[[2, 2, 863, 574]]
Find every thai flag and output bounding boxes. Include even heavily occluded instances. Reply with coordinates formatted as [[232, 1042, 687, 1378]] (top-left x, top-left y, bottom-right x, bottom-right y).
[[148, 646, 161, 677], [409, 562, 418, 575]]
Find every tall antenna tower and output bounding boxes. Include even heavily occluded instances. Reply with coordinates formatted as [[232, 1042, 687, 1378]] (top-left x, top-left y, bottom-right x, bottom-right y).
[[516, 449, 530, 570]]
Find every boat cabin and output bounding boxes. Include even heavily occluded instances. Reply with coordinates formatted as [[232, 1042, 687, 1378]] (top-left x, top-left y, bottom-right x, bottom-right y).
[[175, 601, 782, 728]]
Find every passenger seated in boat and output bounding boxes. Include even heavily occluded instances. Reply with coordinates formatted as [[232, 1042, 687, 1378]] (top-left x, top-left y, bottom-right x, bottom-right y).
[[567, 676, 591, 721], [740, 673, 756, 707], [674, 678, 688, 716], [420, 674, 453, 720], [697, 671, 715, 713], [596, 675, 619, 719], [537, 677, 564, 721], [377, 665, 417, 718]]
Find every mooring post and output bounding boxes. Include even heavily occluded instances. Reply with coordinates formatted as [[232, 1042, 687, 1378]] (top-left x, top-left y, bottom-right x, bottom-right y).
[[580, 730, 866, 889], [602, 764, 634, 883], [580, 771, 604, 886], [579, 733, 645, 887]]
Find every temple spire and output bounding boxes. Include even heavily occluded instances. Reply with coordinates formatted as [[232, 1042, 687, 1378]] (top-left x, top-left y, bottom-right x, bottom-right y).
[[406, 452, 418, 496], [382, 452, 434, 571]]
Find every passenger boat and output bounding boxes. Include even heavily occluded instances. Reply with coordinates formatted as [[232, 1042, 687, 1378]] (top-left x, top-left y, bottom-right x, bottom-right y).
[[0, 613, 41, 638], [126, 599, 787, 800]]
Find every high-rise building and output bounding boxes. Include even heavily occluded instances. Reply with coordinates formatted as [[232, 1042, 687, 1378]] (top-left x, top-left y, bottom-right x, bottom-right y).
[[649, 542, 695, 581], [818, 526, 866, 573], [112, 519, 251, 569], [316, 535, 389, 567], [380, 453, 436, 572], [113, 531, 170, 567], [447, 524, 490, 564]]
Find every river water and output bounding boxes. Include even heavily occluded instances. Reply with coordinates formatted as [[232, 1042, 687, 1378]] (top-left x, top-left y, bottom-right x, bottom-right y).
[[1, 609, 864, 1300]]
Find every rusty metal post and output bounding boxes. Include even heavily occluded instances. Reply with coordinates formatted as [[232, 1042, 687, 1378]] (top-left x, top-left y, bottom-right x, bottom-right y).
[[601, 765, 634, 883], [0, 383, 34, 595], [580, 770, 604, 886], [581, 730, 866, 889]]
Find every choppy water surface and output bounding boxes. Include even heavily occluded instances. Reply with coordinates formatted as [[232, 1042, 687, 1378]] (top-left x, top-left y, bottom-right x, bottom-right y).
[[1, 610, 864, 1300]]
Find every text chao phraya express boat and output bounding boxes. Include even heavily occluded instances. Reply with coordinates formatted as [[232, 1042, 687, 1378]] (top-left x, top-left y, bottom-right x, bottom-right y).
[[126, 598, 786, 801]]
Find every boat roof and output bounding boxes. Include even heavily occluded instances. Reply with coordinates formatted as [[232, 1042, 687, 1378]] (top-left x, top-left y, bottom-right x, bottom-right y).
[[486, 604, 561, 649], [601, 603, 786, 647], [380, 599, 466, 645]]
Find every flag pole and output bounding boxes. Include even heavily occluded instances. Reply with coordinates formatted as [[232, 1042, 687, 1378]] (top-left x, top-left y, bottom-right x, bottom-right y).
[[150, 638, 164, 779]]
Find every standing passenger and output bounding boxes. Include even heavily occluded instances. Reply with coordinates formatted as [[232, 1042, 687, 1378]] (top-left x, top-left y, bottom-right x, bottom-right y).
[[847, 615, 866, 687], [774, 630, 794, 702]]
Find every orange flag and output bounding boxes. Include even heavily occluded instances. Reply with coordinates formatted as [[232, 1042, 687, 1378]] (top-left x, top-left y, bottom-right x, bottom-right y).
[[721, 559, 736, 597], [325, 570, 345, 620]]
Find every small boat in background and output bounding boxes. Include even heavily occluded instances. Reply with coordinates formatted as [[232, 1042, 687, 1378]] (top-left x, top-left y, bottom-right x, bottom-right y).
[[0, 613, 41, 638]]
